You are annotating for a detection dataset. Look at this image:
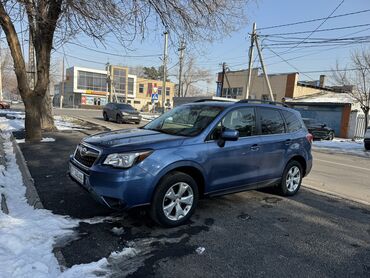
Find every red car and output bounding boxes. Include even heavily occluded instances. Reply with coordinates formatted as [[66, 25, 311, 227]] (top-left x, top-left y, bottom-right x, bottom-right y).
[[0, 101, 10, 109]]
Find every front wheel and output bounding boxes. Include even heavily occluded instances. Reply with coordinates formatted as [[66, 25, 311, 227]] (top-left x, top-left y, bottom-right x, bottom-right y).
[[116, 114, 123, 124], [279, 161, 303, 196], [150, 172, 199, 227], [103, 112, 109, 121], [365, 143, 370, 151]]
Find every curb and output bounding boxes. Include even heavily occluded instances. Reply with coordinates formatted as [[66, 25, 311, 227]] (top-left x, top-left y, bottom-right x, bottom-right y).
[[69, 116, 111, 132], [10, 134, 68, 270], [303, 184, 370, 207], [11, 134, 44, 209]]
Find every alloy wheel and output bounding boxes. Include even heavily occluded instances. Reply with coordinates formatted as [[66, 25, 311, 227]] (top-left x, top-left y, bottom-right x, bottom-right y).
[[286, 166, 301, 192], [162, 182, 194, 221]]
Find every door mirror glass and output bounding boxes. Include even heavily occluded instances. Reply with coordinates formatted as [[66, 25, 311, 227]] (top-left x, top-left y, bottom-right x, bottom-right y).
[[221, 129, 239, 141]]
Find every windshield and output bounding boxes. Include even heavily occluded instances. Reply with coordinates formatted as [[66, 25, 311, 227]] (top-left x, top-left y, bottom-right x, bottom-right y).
[[116, 104, 135, 110], [144, 105, 224, 137]]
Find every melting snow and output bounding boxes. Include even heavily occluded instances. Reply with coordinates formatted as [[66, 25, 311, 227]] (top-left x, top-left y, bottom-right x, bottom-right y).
[[313, 138, 369, 157]]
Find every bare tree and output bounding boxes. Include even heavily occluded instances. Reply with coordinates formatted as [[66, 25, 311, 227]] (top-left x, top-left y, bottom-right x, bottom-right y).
[[333, 49, 370, 132], [1, 48, 18, 99], [179, 56, 211, 97], [0, 0, 248, 141]]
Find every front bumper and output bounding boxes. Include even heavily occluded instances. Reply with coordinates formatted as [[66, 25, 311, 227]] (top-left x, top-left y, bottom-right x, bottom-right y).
[[122, 114, 142, 122], [69, 157, 155, 209]]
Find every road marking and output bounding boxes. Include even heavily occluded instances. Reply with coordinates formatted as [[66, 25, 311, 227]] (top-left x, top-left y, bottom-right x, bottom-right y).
[[315, 158, 370, 172]]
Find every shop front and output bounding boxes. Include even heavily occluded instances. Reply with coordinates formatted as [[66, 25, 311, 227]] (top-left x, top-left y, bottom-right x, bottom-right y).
[[80, 90, 108, 109]]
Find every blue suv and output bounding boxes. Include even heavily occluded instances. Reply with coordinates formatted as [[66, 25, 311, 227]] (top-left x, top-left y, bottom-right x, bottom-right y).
[[69, 100, 313, 227]]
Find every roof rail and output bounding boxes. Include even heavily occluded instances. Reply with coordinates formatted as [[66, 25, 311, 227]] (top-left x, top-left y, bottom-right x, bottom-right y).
[[237, 99, 290, 107], [193, 97, 238, 103]]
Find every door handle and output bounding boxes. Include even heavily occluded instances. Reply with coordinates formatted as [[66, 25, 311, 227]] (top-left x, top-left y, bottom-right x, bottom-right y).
[[250, 144, 260, 151], [285, 139, 292, 145]]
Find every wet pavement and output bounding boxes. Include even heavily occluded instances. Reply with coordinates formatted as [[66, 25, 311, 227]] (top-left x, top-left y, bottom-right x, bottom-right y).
[[15, 129, 370, 277]]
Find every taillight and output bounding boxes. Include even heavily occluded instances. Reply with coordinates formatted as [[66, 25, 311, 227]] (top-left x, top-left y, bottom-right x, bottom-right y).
[[306, 133, 313, 144]]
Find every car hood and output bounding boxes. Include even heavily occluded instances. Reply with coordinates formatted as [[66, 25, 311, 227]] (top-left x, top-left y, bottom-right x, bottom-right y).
[[83, 128, 185, 150]]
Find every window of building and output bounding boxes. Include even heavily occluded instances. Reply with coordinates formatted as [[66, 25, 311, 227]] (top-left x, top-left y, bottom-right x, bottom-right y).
[[166, 87, 170, 96], [261, 94, 277, 101], [128, 77, 134, 96], [282, 110, 302, 133], [112, 68, 127, 95], [77, 70, 107, 92], [127, 100, 131, 103], [158, 87, 162, 95], [222, 87, 243, 99], [139, 84, 144, 93], [134, 100, 141, 104], [259, 108, 285, 134]]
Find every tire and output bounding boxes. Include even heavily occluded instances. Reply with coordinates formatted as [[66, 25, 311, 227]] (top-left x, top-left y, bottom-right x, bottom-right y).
[[365, 143, 370, 151], [279, 160, 303, 196], [116, 114, 123, 124], [150, 171, 199, 227], [327, 131, 334, 140], [103, 112, 109, 121], [135, 121, 141, 125]]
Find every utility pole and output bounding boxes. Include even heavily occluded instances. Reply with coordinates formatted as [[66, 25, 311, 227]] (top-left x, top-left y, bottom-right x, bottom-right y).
[[162, 31, 168, 112], [177, 38, 185, 97], [255, 35, 274, 101], [220, 62, 226, 97], [106, 62, 112, 102], [245, 22, 256, 99], [59, 57, 65, 109]]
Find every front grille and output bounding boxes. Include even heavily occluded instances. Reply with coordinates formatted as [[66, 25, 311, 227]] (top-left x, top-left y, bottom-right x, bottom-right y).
[[74, 144, 99, 168]]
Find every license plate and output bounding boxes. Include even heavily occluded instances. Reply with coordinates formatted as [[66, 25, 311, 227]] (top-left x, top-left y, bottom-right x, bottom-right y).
[[70, 163, 84, 184]]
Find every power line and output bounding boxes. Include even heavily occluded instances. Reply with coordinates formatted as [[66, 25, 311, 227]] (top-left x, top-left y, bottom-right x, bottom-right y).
[[54, 50, 107, 65], [278, 0, 345, 55], [261, 23, 370, 36], [257, 8, 370, 30]]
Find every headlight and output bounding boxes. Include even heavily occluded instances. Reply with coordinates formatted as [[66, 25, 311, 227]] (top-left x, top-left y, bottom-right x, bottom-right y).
[[121, 112, 129, 115], [103, 150, 152, 168]]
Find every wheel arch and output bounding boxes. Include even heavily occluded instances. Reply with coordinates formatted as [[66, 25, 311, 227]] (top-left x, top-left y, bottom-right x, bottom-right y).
[[152, 161, 206, 198], [287, 155, 307, 176]]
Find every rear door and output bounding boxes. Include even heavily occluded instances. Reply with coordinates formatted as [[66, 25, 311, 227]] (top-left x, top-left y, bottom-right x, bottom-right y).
[[257, 107, 290, 181], [205, 107, 263, 192]]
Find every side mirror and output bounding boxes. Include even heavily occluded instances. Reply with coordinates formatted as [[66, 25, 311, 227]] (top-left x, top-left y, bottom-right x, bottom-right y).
[[322, 124, 327, 128], [221, 129, 239, 141], [218, 129, 239, 147]]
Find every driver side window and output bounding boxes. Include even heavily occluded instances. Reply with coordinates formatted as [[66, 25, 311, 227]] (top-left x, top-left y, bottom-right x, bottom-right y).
[[210, 107, 256, 140]]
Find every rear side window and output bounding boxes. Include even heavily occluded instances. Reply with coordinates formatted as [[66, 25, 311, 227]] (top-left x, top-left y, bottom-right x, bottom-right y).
[[259, 108, 285, 134], [282, 110, 302, 133]]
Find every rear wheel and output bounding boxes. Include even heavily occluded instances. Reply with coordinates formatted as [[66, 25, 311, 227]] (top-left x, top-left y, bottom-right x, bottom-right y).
[[150, 171, 198, 227], [103, 112, 109, 121], [135, 121, 141, 125], [327, 131, 334, 140], [116, 114, 123, 124], [279, 161, 303, 196]]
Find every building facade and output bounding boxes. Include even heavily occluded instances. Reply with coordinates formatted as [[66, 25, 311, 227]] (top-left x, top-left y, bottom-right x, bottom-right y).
[[56, 65, 175, 111], [216, 68, 339, 101]]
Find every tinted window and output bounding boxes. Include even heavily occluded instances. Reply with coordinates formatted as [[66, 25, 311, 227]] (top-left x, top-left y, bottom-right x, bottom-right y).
[[116, 103, 135, 110], [259, 108, 285, 134], [282, 110, 302, 132]]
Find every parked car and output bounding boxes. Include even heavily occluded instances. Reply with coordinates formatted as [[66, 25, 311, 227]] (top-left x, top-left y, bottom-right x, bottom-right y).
[[364, 127, 370, 150], [69, 100, 313, 227], [103, 102, 141, 124], [302, 118, 334, 140], [0, 100, 10, 109]]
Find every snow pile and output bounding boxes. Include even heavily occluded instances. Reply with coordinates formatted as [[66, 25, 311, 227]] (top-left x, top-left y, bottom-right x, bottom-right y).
[[111, 227, 125, 236], [195, 247, 206, 255], [0, 113, 87, 133], [0, 133, 78, 278], [313, 138, 369, 157]]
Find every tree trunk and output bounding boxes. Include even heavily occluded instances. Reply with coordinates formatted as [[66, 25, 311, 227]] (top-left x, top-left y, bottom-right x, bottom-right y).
[[40, 90, 56, 131], [24, 94, 42, 142]]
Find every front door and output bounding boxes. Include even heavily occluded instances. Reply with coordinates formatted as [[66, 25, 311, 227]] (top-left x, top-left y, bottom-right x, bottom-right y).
[[205, 107, 263, 192]]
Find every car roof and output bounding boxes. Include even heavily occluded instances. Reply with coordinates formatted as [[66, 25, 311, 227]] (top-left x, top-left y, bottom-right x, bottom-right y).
[[183, 101, 297, 112]]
